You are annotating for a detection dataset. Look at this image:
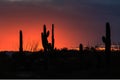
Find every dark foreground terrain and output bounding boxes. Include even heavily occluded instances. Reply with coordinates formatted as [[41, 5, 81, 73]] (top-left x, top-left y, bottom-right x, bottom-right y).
[[0, 49, 120, 79]]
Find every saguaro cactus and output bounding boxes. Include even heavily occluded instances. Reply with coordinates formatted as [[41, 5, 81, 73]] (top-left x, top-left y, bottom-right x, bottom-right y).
[[41, 25, 50, 52], [102, 22, 111, 54], [102, 22, 111, 67], [52, 24, 55, 50], [41, 24, 55, 52], [79, 44, 83, 52], [19, 30, 23, 52]]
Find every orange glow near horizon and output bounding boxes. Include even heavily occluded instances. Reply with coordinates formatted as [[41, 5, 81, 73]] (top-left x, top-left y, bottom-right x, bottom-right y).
[[0, 20, 87, 51], [0, 3, 95, 51], [0, 1, 120, 52]]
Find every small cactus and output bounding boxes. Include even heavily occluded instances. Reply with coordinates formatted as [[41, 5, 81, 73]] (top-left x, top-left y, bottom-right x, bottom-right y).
[[79, 44, 83, 52]]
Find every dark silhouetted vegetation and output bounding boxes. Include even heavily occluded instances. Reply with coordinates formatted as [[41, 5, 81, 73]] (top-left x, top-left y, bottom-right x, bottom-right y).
[[41, 24, 55, 52], [102, 22, 111, 67], [19, 30, 23, 53], [0, 22, 120, 79], [79, 43, 83, 53]]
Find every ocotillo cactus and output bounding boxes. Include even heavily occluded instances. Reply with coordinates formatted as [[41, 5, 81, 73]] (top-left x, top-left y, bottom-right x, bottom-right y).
[[79, 44, 83, 52], [52, 24, 55, 50], [41, 25, 50, 52], [19, 30, 23, 52], [102, 22, 111, 67], [102, 22, 111, 54]]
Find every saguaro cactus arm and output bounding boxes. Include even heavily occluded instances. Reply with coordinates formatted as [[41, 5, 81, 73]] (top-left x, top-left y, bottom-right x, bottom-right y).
[[102, 36, 106, 43], [52, 24, 55, 50]]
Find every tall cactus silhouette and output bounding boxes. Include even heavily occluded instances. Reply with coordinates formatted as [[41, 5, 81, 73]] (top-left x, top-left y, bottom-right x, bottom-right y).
[[41, 25, 50, 52], [102, 22, 111, 54], [19, 30, 23, 52], [41, 24, 55, 52], [102, 22, 111, 67], [79, 44, 83, 52], [52, 24, 55, 50]]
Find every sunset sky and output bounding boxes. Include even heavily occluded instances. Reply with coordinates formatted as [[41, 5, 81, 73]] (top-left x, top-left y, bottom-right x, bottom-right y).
[[0, 0, 120, 51]]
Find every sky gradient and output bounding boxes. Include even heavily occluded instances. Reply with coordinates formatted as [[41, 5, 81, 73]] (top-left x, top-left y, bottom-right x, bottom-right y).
[[0, 0, 120, 51]]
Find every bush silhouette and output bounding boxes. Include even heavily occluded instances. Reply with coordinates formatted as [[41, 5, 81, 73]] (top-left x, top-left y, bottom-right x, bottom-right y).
[[0, 22, 120, 78]]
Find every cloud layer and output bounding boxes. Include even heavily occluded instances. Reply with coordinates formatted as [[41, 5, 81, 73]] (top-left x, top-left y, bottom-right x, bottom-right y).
[[3, 0, 53, 2]]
